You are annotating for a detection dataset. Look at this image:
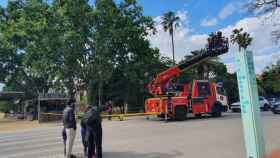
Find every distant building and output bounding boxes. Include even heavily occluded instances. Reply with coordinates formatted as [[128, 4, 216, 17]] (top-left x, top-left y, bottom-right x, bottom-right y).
[[0, 90, 89, 122], [37, 93, 69, 122], [0, 91, 24, 101]]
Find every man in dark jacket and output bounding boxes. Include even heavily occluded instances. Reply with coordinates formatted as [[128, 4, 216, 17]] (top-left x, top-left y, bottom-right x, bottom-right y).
[[81, 106, 91, 157], [63, 98, 77, 158], [85, 105, 107, 158]]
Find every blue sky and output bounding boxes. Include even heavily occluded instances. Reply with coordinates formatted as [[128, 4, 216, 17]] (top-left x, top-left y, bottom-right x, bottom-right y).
[[0, 0, 279, 76], [138, 0, 247, 34], [0, 0, 246, 34]]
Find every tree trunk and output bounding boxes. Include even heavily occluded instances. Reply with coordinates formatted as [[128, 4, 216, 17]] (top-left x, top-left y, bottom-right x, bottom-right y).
[[171, 30, 175, 65], [98, 80, 103, 107], [197, 65, 204, 79], [87, 80, 94, 106], [203, 64, 209, 80]]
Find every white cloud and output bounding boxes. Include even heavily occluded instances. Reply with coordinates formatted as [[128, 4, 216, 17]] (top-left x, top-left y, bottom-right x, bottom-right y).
[[149, 9, 280, 74], [201, 3, 238, 28], [220, 9, 280, 74], [176, 10, 188, 22], [200, 18, 218, 27], [219, 3, 236, 20]]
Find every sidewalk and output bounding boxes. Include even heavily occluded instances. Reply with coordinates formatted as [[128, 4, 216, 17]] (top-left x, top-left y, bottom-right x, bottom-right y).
[[0, 113, 61, 132]]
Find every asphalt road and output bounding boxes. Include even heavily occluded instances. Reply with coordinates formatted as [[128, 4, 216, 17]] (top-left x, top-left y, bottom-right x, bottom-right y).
[[0, 112, 280, 158]]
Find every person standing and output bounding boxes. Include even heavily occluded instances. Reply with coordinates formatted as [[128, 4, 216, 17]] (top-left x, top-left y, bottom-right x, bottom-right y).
[[81, 106, 91, 157], [84, 105, 107, 158], [62, 98, 77, 158], [94, 116, 103, 158], [107, 101, 113, 121]]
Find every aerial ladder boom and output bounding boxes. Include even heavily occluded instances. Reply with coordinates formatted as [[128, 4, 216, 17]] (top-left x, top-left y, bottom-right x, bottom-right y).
[[148, 32, 229, 96]]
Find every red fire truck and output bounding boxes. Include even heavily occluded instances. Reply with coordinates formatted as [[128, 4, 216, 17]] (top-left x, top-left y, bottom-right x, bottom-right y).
[[145, 32, 229, 121]]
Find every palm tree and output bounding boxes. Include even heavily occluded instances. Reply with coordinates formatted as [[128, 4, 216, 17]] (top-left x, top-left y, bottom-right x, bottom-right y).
[[161, 11, 180, 65], [230, 28, 253, 51]]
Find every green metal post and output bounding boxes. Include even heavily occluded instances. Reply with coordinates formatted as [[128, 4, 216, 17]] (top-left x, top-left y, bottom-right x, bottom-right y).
[[235, 50, 266, 158]]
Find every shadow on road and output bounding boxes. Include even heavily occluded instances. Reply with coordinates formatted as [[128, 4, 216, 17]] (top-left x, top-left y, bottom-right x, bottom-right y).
[[103, 151, 183, 158], [147, 112, 242, 123], [73, 151, 182, 158]]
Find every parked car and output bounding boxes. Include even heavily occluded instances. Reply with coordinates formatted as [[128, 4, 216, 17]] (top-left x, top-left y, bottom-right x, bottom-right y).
[[231, 102, 241, 112], [271, 98, 280, 114], [268, 98, 278, 105], [230, 96, 270, 112], [259, 96, 271, 110]]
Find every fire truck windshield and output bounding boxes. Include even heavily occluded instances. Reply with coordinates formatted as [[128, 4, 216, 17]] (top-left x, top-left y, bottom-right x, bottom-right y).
[[197, 82, 211, 97]]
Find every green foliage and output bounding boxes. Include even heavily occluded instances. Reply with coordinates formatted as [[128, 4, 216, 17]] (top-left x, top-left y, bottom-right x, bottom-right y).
[[51, 0, 95, 97], [0, 0, 56, 98], [230, 28, 253, 51], [0, 101, 15, 112], [0, 0, 167, 108], [90, 0, 166, 106], [259, 64, 280, 96], [161, 11, 180, 35], [222, 73, 239, 104]]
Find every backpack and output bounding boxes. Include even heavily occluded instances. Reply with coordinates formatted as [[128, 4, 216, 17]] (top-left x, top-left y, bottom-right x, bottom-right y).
[[83, 108, 101, 128]]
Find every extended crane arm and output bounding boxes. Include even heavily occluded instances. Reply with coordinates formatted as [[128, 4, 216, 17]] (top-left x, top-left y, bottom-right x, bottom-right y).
[[148, 32, 229, 95]]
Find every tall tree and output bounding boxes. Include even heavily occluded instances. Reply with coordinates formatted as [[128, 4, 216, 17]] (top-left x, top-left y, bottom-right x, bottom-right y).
[[230, 28, 253, 51], [0, 0, 57, 98], [259, 64, 280, 96], [51, 0, 94, 98], [161, 11, 180, 65], [102, 0, 160, 108], [88, 0, 119, 106], [223, 73, 239, 104], [0, 0, 179, 111]]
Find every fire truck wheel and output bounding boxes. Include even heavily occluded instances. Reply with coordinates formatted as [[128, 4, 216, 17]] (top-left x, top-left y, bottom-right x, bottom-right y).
[[212, 102, 222, 117], [175, 106, 187, 121]]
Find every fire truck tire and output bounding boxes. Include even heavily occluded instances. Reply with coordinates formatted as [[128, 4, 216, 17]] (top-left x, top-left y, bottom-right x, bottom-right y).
[[175, 106, 187, 121], [211, 102, 222, 117]]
